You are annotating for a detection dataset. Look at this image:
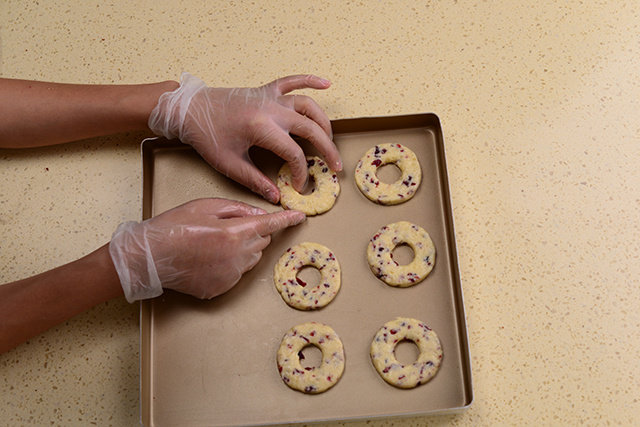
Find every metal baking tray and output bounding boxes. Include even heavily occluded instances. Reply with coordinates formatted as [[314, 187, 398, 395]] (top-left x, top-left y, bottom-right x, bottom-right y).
[[140, 114, 472, 426]]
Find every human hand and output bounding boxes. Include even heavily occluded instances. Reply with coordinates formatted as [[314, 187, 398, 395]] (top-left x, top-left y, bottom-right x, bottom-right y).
[[147, 73, 342, 203], [108, 198, 306, 302]]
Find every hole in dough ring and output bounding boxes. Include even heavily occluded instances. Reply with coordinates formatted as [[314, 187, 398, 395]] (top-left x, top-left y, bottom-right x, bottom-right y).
[[367, 221, 435, 287], [355, 143, 421, 205], [277, 156, 340, 215], [370, 317, 443, 389], [274, 242, 340, 310], [277, 322, 345, 394]]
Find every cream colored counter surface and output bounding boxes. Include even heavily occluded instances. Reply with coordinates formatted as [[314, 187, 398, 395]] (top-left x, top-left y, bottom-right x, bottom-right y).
[[1, 1, 638, 426]]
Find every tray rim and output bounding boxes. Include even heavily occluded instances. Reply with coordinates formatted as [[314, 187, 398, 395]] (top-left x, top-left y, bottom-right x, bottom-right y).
[[138, 113, 473, 426]]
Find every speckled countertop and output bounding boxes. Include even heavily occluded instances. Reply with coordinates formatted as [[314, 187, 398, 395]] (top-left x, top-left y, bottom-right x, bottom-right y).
[[1, 1, 639, 426]]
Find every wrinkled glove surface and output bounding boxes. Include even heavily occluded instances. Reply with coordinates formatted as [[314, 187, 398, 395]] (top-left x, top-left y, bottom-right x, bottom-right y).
[[109, 198, 305, 302], [148, 73, 342, 203]]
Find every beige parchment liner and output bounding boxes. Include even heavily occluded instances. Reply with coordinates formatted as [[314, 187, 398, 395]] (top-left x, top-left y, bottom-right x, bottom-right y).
[[140, 114, 472, 426]]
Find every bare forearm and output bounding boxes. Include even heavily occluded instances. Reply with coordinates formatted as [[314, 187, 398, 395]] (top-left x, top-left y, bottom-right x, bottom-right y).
[[0, 78, 178, 148], [0, 244, 124, 354]]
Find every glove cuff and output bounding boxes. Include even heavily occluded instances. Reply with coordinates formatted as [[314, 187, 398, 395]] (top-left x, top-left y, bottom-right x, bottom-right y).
[[109, 221, 164, 303], [148, 72, 208, 141]]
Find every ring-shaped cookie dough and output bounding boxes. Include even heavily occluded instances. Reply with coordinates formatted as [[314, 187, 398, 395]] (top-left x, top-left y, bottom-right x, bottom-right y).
[[277, 156, 340, 215], [274, 242, 340, 310], [355, 143, 421, 205], [370, 317, 443, 389], [277, 322, 345, 394], [367, 221, 435, 287]]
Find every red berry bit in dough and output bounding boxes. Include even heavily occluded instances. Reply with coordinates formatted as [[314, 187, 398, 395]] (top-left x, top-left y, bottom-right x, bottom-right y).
[[366, 221, 435, 287], [274, 242, 341, 310], [277, 322, 345, 394], [355, 143, 421, 205], [370, 317, 443, 389], [277, 155, 340, 215]]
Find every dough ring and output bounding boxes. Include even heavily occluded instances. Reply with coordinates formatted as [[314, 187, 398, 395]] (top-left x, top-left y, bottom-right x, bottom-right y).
[[277, 322, 345, 394], [367, 221, 435, 287], [370, 317, 443, 389], [355, 143, 421, 205], [277, 156, 340, 215], [274, 242, 340, 310]]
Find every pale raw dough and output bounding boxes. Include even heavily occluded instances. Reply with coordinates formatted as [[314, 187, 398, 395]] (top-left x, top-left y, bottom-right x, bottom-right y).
[[370, 317, 442, 389], [355, 143, 421, 205], [273, 242, 341, 310], [277, 322, 345, 394], [277, 156, 340, 215], [367, 221, 435, 287]]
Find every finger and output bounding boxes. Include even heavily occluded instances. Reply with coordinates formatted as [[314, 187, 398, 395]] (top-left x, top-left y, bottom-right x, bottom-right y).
[[281, 110, 343, 172], [232, 209, 306, 237], [156, 198, 266, 224], [243, 250, 263, 274], [200, 198, 267, 219], [217, 154, 281, 204], [268, 74, 331, 95], [249, 234, 272, 252], [287, 94, 333, 140], [253, 126, 309, 192], [240, 236, 271, 275]]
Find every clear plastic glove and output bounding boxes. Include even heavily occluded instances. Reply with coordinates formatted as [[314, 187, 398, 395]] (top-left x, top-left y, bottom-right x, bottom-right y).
[[108, 198, 306, 302], [147, 73, 342, 203]]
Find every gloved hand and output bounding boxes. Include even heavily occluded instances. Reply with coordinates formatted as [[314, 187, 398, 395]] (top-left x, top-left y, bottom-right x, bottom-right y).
[[108, 198, 306, 302], [147, 73, 342, 203]]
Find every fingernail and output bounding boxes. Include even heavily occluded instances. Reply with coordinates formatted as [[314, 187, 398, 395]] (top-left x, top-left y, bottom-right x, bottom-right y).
[[264, 187, 280, 204], [291, 210, 307, 224], [319, 77, 331, 86]]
